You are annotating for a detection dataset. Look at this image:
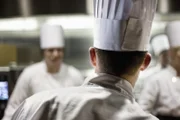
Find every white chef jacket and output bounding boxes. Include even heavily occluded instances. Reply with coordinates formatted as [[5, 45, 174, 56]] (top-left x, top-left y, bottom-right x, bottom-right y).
[[139, 65, 180, 117], [12, 74, 158, 120], [134, 64, 162, 99], [2, 61, 83, 120]]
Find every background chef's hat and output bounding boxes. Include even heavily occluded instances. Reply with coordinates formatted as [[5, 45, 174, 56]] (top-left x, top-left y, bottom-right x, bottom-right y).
[[40, 24, 64, 49], [151, 35, 170, 56], [94, 0, 157, 51], [166, 21, 180, 48]]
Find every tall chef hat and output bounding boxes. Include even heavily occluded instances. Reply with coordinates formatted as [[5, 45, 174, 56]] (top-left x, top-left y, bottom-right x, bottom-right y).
[[166, 21, 180, 48], [40, 24, 64, 49], [94, 0, 157, 51], [151, 34, 170, 56]]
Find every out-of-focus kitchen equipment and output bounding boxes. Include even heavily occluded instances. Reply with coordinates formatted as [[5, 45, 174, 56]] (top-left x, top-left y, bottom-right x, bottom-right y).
[[0, 0, 87, 18], [0, 65, 25, 119], [157, 0, 180, 14], [0, 67, 10, 119]]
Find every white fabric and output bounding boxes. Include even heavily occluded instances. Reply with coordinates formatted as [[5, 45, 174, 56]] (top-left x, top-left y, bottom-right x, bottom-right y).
[[151, 35, 170, 56], [134, 64, 162, 99], [40, 24, 64, 49], [166, 21, 180, 48], [12, 74, 158, 120], [139, 66, 180, 117], [2, 61, 83, 120], [94, 0, 157, 51]]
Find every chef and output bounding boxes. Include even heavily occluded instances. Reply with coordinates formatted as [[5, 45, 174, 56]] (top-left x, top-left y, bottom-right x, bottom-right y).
[[12, 0, 158, 120], [139, 21, 180, 120], [134, 35, 170, 99], [151, 34, 170, 69], [2, 24, 84, 120]]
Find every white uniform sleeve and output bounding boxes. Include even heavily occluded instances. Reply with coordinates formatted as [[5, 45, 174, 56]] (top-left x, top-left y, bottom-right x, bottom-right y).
[[138, 78, 159, 114], [2, 69, 32, 120]]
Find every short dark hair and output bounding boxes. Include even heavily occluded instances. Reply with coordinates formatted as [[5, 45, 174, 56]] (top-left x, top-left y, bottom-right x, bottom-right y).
[[95, 48, 147, 76]]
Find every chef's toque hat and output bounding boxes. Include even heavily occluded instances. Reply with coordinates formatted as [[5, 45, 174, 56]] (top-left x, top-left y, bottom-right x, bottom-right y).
[[166, 21, 180, 48], [94, 0, 157, 51], [40, 24, 64, 49], [151, 34, 170, 56]]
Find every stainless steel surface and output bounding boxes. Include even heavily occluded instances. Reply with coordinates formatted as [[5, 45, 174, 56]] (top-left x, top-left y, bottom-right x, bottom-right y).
[[0, 15, 93, 37], [18, 0, 32, 17], [157, 0, 170, 14], [86, 0, 93, 14]]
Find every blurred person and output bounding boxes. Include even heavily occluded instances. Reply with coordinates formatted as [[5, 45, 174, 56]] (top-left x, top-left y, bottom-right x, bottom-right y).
[[139, 21, 180, 120], [12, 0, 158, 120], [134, 35, 170, 99], [151, 35, 169, 69], [2, 24, 83, 120]]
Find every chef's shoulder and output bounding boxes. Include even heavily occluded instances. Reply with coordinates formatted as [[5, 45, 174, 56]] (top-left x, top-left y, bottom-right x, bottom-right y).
[[63, 63, 83, 78], [12, 87, 107, 119], [24, 86, 106, 105], [22, 62, 45, 76], [13, 87, 159, 120]]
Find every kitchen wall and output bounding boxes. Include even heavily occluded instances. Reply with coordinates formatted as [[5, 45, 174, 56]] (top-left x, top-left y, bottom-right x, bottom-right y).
[[0, 44, 17, 66]]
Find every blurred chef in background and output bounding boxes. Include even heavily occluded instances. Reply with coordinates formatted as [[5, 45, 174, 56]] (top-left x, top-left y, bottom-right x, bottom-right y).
[[2, 24, 84, 120], [151, 35, 169, 69], [139, 21, 180, 120], [134, 35, 170, 99]]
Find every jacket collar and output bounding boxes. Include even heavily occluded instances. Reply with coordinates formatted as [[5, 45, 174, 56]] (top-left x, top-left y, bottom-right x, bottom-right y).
[[85, 73, 134, 99]]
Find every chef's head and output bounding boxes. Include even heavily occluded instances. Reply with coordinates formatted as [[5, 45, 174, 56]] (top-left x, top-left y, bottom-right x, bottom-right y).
[[166, 21, 180, 72], [89, 0, 157, 86], [40, 24, 64, 72], [151, 35, 170, 68]]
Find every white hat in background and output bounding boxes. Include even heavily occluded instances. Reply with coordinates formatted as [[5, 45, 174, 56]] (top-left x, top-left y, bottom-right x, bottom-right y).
[[151, 34, 170, 56], [94, 0, 157, 51], [166, 21, 180, 48], [40, 24, 64, 49]]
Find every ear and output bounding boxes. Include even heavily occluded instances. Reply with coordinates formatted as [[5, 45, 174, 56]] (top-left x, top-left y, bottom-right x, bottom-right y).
[[89, 47, 97, 67], [140, 53, 151, 71]]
